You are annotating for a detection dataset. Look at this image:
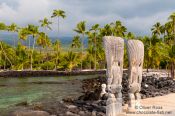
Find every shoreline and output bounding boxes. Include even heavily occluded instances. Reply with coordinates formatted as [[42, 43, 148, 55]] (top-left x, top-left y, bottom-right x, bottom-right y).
[[0, 70, 106, 77], [5, 75, 175, 116], [0, 69, 170, 77]]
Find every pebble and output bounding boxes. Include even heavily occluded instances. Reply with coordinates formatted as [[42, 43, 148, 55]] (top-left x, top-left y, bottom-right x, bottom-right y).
[[67, 105, 77, 109]]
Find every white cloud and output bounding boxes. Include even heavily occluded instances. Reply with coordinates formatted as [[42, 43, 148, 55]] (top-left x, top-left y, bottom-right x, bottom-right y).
[[0, 1, 55, 25], [125, 10, 173, 35], [0, 0, 175, 37], [0, 3, 16, 22]]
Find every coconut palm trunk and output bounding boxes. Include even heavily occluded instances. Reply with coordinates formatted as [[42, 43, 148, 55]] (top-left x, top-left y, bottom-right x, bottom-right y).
[[55, 17, 60, 70], [55, 53, 58, 70], [73, 21, 86, 70], [13, 37, 16, 47], [29, 38, 30, 49], [30, 36, 36, 70], [171, 61, 174, 78], [94, 36, 97, 70], [58, 17, 59, 34], [81, 34, 84, 70], [168, 12, 175, 78], [89, 24, 99, 70], [55, 48, 59, 70]]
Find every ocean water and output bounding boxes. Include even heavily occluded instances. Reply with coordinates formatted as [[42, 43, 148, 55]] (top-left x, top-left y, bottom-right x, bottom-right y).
[[0, 75, 97, 114]]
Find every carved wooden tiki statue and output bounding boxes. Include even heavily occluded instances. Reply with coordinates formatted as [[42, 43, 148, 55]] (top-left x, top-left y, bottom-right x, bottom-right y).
[[103, 36, 124, 116], [126, 40, 144, 110]]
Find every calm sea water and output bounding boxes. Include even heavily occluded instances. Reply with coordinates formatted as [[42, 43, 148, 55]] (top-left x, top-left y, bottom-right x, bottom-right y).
[[0, 75, 99, 114]]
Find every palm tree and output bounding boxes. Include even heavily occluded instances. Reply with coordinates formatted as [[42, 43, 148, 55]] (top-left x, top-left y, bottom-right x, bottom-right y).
[[168, 12, 175, 44], [140, 36, 151, 72], [141, 35, 162, 71], [71, 35, 81, 49], [160, 25, 166, 42], [37, 32, 51, 70], [37, 32, 51, 48], [53, 40, 61, 70], [0, 22, 6, 30], [64, 51, 78, 71], [74, 21, 86, 70], [51, 9, 66, 35], [15, 42, 28, 70], [18, 28, 29, 40], [87, 32, 96, 69], [0, 42, 16, 69], [99, 24, 112, 36], [89, 24, 99, 70], [162, 44, 175, 78], [86, 45, 94, 69], [7, 23, 18, 47], [39, 17, 52, 31], [27, 24, 39, 70], [164, 21, 173, 43], [126, 32, 135, 39], [0, 22, 13, 68], [151, 22, 162, 37], [168, 12, 175, 78], [111, 20, 127, 37], [39, 18, 52, 64]]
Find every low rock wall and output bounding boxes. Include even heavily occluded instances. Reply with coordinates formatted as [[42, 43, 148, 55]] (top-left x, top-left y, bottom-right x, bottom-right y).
[[0, 69, 171, 77]]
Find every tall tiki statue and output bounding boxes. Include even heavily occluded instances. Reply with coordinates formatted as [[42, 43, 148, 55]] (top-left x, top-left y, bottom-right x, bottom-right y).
[[103, 36, 124, 116], [126, 40, 144, 110]]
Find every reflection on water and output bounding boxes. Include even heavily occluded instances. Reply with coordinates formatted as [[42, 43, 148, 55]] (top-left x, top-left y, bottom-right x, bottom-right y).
[[0, 75, 98, 113]]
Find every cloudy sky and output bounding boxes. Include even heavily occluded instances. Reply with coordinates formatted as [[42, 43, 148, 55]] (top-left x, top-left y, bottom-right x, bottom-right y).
[[0, 0, 175, 37]]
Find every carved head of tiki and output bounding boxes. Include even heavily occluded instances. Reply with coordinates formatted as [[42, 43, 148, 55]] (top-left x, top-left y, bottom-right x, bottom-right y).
[[103, 36, 124, 80]]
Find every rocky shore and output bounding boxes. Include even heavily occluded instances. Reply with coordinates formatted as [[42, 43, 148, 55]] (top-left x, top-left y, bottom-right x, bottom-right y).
[[0, 70, 106, 77], [7, 73, 175, 116]]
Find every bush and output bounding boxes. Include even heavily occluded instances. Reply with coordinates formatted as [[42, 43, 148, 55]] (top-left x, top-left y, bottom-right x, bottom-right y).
[[41, 61, 55, 70]]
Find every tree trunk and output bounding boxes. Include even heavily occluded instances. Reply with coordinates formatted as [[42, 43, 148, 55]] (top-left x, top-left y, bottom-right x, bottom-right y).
[[3, 57, 6, 70], [171, 61, 175, 79], [80, 34, 84, 70], [90, 58, 92, 70], [58, 17, 59, 34], [54, 61, 56, 70], [29, 38, 30, 49], [13, 36, 16, 48], [94, 37, 97, 70], [147, 67, 149, 73], [54, 18, 60, 70], [39, 47, 43, 68], [46, 46, 49, 70], [147, 57, 150, 73], [55, 51, 58, 70], [30, 37, 36, 70]]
